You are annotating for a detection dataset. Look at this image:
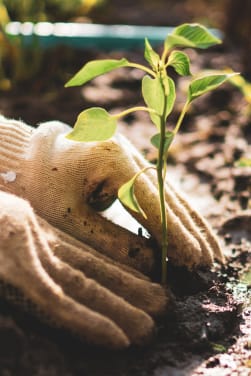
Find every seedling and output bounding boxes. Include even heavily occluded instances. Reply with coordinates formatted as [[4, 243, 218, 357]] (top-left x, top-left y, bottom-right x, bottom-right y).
[[65, 23, 237, 283]]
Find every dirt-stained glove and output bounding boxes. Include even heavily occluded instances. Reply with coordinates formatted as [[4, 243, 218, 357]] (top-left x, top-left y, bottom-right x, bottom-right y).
[[0, 116, 224, 348], [0, 116, 224, 270], [0, 190, 167, 348]]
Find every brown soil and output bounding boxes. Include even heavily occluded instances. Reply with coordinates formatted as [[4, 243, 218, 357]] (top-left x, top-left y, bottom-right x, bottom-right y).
[[0, 5, 250, 375]]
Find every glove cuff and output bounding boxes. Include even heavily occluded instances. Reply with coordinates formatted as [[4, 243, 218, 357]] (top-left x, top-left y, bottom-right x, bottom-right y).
[[0, 116, 33, 177]]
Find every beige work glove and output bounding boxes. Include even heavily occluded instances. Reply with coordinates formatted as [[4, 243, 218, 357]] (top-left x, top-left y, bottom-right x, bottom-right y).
[[0, 116, 224, 270], [0, 116, 224, 348], [0, 190, 167, 348]]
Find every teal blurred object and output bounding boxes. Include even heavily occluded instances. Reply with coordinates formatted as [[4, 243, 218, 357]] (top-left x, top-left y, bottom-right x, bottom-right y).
[[5, 22, 222, 50]]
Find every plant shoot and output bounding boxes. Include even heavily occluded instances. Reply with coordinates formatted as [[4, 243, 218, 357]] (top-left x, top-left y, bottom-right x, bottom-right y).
[[65, 23, 237, 283]]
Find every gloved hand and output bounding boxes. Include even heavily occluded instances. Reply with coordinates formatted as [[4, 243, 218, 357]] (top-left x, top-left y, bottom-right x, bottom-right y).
[[0, 116, 224, 348], [0, 116, 224, 271], [0, 190, 167, 348]]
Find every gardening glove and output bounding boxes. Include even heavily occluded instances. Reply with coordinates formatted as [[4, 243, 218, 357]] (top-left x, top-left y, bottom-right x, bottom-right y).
[[0, 190, 167, 348], [0, 116, 224, 271]]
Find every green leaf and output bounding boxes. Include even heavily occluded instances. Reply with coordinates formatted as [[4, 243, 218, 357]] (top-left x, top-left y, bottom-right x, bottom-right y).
[[151, 131, 174, 153], [142, 75, 163, 129], [167, 51, 191, 76], [188, 72, 238, 102], [163, 76, 176, 118], [66, 107, 117, 142], [142, 75, 176, 129], [118, 174, 146, 218], [144, 38, 160, 71], [65, 58, 130, 87], [165, 23, 221, 50]]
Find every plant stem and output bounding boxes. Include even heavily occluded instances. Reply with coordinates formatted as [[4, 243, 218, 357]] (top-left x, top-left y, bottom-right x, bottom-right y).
[[157, 111, 168, 284], [127, 62, 156, 77], [174, 100, 190, 135], [157, 100, 190, 283], [157, 70, 169, 284], [112, 106, 156, 120], [161, 47, 169, 66]]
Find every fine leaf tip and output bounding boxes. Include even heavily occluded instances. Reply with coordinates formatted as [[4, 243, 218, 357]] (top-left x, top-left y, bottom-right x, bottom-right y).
[[64, 78, 75, 88]]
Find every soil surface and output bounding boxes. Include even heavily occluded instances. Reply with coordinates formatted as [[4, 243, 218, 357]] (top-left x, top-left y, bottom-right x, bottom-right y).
[[0, 4, 251, 375]]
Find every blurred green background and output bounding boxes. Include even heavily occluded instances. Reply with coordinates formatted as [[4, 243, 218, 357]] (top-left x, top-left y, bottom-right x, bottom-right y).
[[0, 0, 103, 22], [0, 0, 250, 89]]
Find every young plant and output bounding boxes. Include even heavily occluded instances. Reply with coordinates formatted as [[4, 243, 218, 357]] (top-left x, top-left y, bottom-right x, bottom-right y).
[[65, 23, 237, 284]]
